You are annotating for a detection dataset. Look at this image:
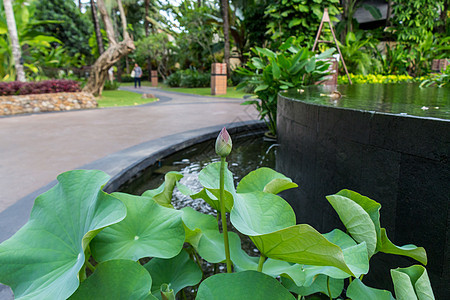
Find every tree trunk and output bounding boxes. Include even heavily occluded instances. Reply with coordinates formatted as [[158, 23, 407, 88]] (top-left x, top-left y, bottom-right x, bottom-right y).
[[83, 39, 134, 95], [91, 0, 105, 55], [385, 0, 392, 27], [79, 0, 82, 10], [3, 0, 25, 82], [144, 0, 150, 37], [220, 0, 231, 77], [83, 0, 134, 96]]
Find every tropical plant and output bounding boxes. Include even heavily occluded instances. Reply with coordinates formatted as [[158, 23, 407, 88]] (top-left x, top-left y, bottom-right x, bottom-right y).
[[0, 0, 61, 80], [264, 0, 340, 47], [390, 0, 446, 43], [135, 32, 176, 80], [0, 128, 435, 299], [338, 31, 381, 75], [337, 0, 382, 42], [420, 63, 450, 87], [0, 128, 434, 299], [34, 0, 93, 58], [236, 37, 334, 136]]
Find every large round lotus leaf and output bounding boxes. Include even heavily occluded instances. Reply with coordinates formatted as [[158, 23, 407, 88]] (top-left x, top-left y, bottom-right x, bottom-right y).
[[251, 224, 353, 276], [144, 250, 202, 298], [281, 274, 344, 298], [237, 167, 297, 194], [347, 279, 394, 300], [91, 193, 185, 262], [391, 265, 435, 300], [69, 259, 157, 300], [326, 194, 377, 257], [230, 192, 296, 236], [142, 171, 183, 208], [196, 271, 295, 300], [0, 170, 126, 300]]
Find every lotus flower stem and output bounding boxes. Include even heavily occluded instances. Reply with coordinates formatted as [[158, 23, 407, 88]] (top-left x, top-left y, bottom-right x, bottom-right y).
[[257, 254, 266, 272], [219, 156, 232, 273]]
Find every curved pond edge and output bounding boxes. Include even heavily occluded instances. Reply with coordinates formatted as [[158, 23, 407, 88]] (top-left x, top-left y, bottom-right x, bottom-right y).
[[276, 92, 449, 298]]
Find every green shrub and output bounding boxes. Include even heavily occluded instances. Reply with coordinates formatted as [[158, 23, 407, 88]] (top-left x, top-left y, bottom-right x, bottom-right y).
[[103, 80, 120, 91], [165, 69, 211, 88], [120, 75, 134, 83], [338, 73, 422, 84]]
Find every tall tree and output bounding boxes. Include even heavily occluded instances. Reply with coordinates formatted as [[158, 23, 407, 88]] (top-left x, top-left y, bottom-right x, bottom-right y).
[[83, 0, 135, 95], [220, 0, 230, 77], [3, 0, 25, 81], [91, 0, 105, 55], [34, 0, 93, 58]]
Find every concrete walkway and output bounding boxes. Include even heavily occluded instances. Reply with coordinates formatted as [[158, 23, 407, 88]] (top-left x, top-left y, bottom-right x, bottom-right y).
[[0, 86, 258, 232]]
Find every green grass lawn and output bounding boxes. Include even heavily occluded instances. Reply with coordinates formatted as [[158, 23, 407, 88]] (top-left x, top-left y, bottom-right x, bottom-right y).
[[96, 90, 157, 108], [120, 81, 248, 99]]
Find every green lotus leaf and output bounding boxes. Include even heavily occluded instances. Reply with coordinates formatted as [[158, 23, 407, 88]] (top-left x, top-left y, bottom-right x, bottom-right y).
[[198, 161, 235, 194], [142, 171, 184, 208], [196, 271, 295, 300], [283, 230, 368, 286], [391, 265, 435, 300], [195, 161, 236, 212], [181, 207, 256, 266], [347, 279, 395, 300], [160, 283, 175, 300], [327, 194, 377, 257], [144, 250, 202, 299], [0, 170, 126, 300], [69, 260, 157, 300], [230, 192, 296, 236], [379, 228, 427, 265], [281, 275, 344, 298], [91, 193, 185, 262], [251, 224, 354, 276], [336, 189, 382, 249], [176, 181, 193, 196], [191, 188, 234, 213], [237, 167, 298, 194]]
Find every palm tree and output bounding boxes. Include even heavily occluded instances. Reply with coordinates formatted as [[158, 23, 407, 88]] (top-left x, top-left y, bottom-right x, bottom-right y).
[[220, 0, 230, 77], [3, 0, 25, 81]]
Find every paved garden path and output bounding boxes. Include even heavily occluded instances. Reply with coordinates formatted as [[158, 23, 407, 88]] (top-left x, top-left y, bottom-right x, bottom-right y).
[[0, 86, 258, 228]]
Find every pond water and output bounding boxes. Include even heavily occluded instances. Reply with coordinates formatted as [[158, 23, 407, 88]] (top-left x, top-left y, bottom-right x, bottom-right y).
[[283, 83, 450, 119], [119, 134, 276, 214]]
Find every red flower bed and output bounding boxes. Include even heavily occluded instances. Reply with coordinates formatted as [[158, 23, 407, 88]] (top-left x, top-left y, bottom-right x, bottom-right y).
[[0, 80, 81, 96]]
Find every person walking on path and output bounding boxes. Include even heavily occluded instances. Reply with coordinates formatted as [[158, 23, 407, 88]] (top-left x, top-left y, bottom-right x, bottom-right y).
[[133, 63, 142, 88]]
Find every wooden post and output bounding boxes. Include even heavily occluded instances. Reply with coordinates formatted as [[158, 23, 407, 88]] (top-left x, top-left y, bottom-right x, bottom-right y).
[[151, 70, 158, 87], [312, 8, 352, 85], [211, 63, 227, 95]]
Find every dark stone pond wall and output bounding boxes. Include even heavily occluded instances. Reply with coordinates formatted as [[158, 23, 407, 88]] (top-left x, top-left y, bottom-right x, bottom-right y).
[[276, 92, 449, 298]]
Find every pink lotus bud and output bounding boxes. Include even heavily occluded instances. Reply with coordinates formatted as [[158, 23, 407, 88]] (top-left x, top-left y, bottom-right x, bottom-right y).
[[215, 127, 232, 157]]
